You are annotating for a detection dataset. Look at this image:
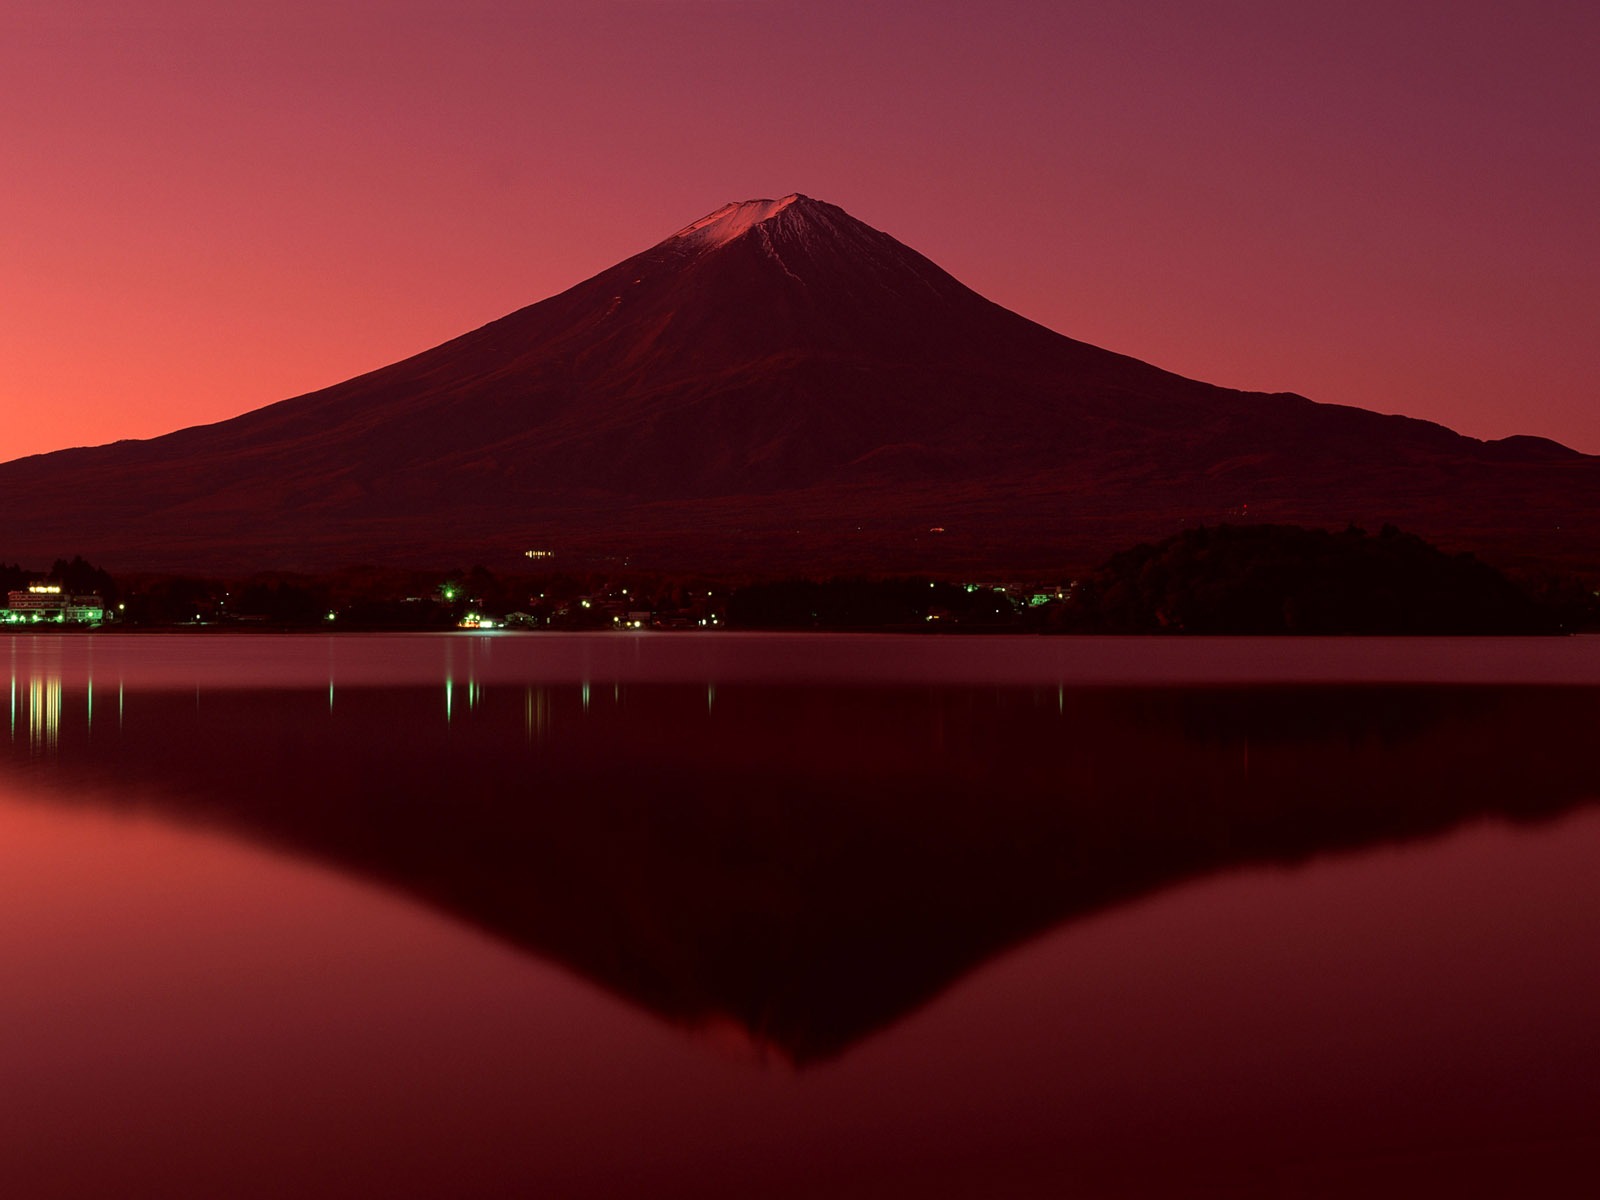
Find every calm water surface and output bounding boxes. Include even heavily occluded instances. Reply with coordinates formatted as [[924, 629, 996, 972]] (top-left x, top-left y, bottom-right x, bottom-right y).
[[4, 633, 1599, 1198]]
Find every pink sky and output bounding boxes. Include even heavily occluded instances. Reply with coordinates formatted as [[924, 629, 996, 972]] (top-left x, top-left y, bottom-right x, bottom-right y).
[[4, 0, 1597, 460]]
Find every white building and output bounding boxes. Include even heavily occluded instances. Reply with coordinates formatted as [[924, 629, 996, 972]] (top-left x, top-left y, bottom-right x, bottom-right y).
[[3, 583, 106, 625]]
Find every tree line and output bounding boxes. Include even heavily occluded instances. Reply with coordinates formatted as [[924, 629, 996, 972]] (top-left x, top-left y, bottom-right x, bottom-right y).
[[4, 524, 1596, 633]]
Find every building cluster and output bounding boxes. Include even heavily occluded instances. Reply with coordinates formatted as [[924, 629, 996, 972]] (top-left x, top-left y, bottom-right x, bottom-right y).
[[507, 585, 724, 631], [2, 583, 107, 626]]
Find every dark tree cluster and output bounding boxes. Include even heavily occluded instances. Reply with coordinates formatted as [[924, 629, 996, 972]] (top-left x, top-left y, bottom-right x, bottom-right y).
[[1055, 523, 1558, 635], [50, 556, 119, 604], [1511, 567, 1600, 632], [234, 579, 332, 625], [0, 556, 118, 605], [120, 575, 223, 626], [724, 577, 1018, 630]]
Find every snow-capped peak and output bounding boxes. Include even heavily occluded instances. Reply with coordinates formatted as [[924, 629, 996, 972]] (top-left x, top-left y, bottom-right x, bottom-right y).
[[670, 195, 806, 249]]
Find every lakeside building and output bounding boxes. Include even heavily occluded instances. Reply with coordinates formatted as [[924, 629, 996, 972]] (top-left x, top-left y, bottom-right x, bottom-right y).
[[2, 583, 107, 626]]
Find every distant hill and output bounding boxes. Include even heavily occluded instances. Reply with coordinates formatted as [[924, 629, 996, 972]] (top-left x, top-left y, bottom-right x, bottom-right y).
[[2, 194, 1597, 573], [1059, 523, 1556, 634]]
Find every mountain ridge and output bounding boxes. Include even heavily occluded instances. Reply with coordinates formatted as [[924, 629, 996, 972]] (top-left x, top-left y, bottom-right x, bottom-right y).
[[2, 194, 1596, 573]]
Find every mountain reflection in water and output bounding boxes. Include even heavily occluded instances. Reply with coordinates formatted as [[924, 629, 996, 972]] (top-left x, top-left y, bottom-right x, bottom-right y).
[[7, 665, 1599, 1065]]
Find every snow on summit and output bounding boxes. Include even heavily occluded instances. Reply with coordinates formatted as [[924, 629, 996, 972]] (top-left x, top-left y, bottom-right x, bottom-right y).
[[671, 195, 804, 249]]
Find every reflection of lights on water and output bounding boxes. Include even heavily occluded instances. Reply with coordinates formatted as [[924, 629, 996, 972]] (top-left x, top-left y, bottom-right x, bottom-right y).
[[525, 687, 550, 743], [707, 683, 716, 714], [8, 670, 65, 753], [444, 636, 455, 723], [444, 679, 483, 722], [581, 681, 590, 713], [27, 675, 63, 754], [444, 638, 489, 723]]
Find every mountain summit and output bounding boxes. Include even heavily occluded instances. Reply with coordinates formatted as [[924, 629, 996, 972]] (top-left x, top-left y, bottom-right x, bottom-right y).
[[1, 194, 1595, 572], [671, 194, 807, 246]]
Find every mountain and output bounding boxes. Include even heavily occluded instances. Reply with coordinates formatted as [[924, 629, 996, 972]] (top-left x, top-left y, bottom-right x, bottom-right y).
[[2, 193, 1596, 573]]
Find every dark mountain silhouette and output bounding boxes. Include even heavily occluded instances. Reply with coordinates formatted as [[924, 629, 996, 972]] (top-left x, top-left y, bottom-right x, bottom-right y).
[[8, 680, 1600, 1063], [3, 194, 1596, 572]]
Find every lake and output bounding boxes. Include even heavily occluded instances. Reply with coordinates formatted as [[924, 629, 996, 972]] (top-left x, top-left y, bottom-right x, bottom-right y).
[[4, 633, 1599, 1198]]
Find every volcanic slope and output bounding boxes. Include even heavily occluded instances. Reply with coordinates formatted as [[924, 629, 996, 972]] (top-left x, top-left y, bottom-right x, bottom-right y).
[[2, 193, 1595, 572]]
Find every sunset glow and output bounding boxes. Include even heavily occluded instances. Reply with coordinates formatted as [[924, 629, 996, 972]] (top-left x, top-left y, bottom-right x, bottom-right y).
[[4, 1, 1597, 460]]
